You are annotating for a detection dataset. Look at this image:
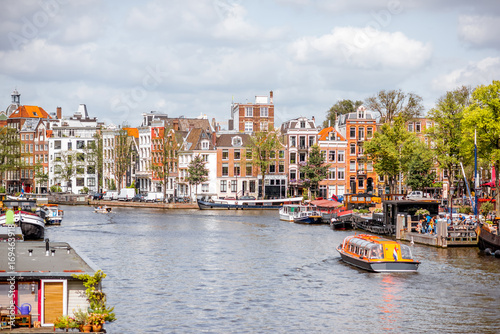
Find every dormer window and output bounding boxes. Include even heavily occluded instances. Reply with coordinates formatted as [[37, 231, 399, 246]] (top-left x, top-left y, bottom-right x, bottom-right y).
[[201, 140, 209, 150], [232, 136, 242, 147], [300, 121, 306, 128]]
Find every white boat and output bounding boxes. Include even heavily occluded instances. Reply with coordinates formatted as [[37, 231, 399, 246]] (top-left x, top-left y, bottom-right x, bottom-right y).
[[94, 206, 112, 213], [40, 204, 64, 225], [198, 197, 303, 210], [279, 204, 322, 223], [0, 199, 45, 240]]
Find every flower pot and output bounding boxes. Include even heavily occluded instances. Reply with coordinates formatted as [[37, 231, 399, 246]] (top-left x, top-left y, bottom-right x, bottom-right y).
[[82, 324, 92, 332], [92, 324, 103, 332]]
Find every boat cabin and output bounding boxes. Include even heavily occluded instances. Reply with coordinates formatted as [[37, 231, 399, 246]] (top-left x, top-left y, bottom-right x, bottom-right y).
[[0, 241, 98, 328], [383, 200, 440, 227]]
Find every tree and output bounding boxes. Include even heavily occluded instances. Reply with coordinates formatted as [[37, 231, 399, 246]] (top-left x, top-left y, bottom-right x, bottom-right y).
[[186, 155, 209, 200], [364, 117, 414, 193], [428, 85, 472, 212], [323, 99, 363, 128], [113, 129, 132, 192], [405, 144, 436, 191], [151, 127, 181, 201], [34, 161, 48, 194], [0, 127, 23, 190], [90, 131, 104, 191], [299, 144, 330, 199], [462, 81, 500, 215], [249, 130, 283, 199], [54, 151, 76, 192], [365, 89, 424, 123]]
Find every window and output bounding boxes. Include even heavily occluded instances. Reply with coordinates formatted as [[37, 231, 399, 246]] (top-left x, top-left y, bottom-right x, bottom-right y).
[[309, 136, 314, 147], [245, 122, 253, 132], [300, 121, 306, 128], [350, 143, 356, 155], [338, 151, 345, 162], [202, 184, 209, 193], [279, 162, 284, 173], [290, 152, 296, 164], [426, 121, 432, 129], [416, 122, 421, 133], [232, 136, 242, 147], [329, 151, 336, 162], [201, 140, 209, 150], [249, 180, 256, 192], [202, 154, 209, 162], [350, 127, 356, 139], [270, 151, 276, 159], [76, 178, 84, 186], [358, 179, 364, 188], [67, 141, 72, 150], [246, 149, 252, 159], [222, 163, 229, 176], [222, 149, 229, 160], [54, 140, 61, 149], [338, 168, 345, 180], [269, 163, 276, 173], [299, 136, 306, 149], [290, 170, 296, 181], [299, 153, 306, 162], [231, 180, 237, 192], [245, 107, 253, 117], [246, 163, 252, 176], [408, 123, 414, 132], [87, 165, 96, 174], [88, 178, 96, 187], [76, 166, 84, 175], [321, 150, 326, 160], [367, 127, 373, 139], [279, 151, 284, 159], [358, 127, 364, 140], [234, 149, 241, 160], [329, 168, 336, 180], [77, 153, 85, 161], [260, 121, 268, 131], [234, 164, 240, 176], [220, 180, 227, 192], [350, 160, 356, 172], [367, 161, 373, 172], [290, 136, 296, 147], [260, 107, 268, 117], [77, 140, 85, 149]]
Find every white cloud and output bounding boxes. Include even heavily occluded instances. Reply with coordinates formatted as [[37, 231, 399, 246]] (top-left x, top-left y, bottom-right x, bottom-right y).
[[432, 57, 500, 91], [458, 15, 500, 49], [290, 26, 432, 69]]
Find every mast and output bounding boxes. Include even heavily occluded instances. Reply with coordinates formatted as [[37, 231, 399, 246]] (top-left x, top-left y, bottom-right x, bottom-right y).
[[474, 129, 478, 216]]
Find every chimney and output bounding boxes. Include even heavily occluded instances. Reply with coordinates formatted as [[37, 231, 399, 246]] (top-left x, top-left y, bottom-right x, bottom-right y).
[[312, 116, 315, 122], [173, 120, 179, 131], [56, 107, 62, 119], [270, 91, 273, 104]]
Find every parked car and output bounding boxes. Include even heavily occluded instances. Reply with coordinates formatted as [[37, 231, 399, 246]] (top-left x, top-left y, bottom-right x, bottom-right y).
[[92, 192, 104, 200], [132, 194, 145, 202]]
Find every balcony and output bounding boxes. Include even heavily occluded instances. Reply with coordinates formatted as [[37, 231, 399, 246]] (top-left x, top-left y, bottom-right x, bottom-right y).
[[298, 145, 309, 150]]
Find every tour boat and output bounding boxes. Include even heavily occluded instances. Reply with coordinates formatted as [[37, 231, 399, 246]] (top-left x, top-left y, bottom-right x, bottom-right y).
[[40, 204, 64, 225], [0, 199, 45, 240], [293, 209, 323, 224], [197, 197, 303, 210], [337, 234, 420, 272]]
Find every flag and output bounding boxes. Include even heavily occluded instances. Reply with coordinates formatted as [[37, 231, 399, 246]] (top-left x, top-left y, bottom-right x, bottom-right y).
[[331, 194, 339, 202], [21, 183, 25, 196], [393, 247, 399, 261]]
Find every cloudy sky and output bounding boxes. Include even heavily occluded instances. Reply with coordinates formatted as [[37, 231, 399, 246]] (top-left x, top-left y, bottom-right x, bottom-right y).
[[1, 0, 499, 128]]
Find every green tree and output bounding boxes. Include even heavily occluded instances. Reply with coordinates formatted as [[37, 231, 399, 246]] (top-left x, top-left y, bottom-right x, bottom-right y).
[[364, 117, 414, 193], [249, 130, 283, 199], [34, 161, 48, 194], [0, 127, 23, 190], [299, 144, 330, 199], [365, 89, 424, 123], [405, 144, 436, 191], [323, 99, 363, 128], [462, 81, 500, 215], [428, 85, 472, 211], [151, 127, 181, 201], [186, 155, 209, 200], [54, 151, 76, 192], [113, 129, 132, 192]]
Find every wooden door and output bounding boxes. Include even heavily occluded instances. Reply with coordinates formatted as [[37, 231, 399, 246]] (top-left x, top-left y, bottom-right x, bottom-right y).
[[43, 282, 63, 324]]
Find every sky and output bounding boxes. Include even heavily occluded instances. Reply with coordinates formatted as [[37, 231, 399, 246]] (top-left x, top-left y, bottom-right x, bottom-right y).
[[1, 0, 499, 129]]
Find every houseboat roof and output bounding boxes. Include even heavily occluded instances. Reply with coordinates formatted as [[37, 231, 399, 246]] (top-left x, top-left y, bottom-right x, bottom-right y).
[[0, 241, 98, 280]]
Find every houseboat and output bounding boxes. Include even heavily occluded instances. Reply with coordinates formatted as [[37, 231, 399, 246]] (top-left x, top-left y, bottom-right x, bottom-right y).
[[39, 204, 64, 225], [197, 197, 303, 210], [0, 199, 45, 240], [293, 209, 323, 224], [337, 234, 420, 272], [476, 220, 500, 255]]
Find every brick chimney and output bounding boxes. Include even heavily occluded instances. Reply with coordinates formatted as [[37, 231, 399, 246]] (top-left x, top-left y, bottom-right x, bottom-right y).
[[56, 107, 62, 119], [270, 91, 273, 104]]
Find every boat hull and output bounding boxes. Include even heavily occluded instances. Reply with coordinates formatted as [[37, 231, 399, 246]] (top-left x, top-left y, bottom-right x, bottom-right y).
[[198, 198, 303, 210], [293, 215, 323, 224], [337, 248, 420, 272], [477, 224, 500, 252], [331, 220, 354, 230]]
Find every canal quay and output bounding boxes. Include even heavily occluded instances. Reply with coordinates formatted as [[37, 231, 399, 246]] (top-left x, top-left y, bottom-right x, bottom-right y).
[[40, 205, 499, 333]]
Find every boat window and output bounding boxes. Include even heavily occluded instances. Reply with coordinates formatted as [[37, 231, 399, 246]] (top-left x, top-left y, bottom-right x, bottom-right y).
[[400, 244, 413, 260], [369, 244, 384, 259]]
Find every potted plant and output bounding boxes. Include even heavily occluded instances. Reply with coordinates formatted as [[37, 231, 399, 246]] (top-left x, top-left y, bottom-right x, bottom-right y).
[[73, 308, 90, 332], [53, 315, 78, 332], [88, 313, 107, 332]]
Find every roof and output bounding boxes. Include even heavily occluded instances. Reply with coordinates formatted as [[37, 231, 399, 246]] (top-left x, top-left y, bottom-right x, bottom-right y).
[[9, 105, 51, 119], [184, 128, 214, 150], [318, 126, 346, 141], [216, 133, 252, 147], [310, 199, 343, 208], [123, 127, 139, 138], [0, 241, 98, 280]]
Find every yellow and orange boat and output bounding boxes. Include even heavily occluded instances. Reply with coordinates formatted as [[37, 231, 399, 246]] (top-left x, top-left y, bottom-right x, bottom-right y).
[[337, 234, 420, 272]]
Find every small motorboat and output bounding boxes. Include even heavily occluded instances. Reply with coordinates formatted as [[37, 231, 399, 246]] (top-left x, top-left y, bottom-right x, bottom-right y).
[[293, 210, 323, 224], [337, 234, 420, 272], [330, 217, 353, 230], [40, 204, 64, 225], [94, 206, 112, 213]]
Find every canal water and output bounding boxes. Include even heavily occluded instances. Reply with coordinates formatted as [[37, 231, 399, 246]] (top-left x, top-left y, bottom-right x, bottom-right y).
[[46, 206, 500, 333]]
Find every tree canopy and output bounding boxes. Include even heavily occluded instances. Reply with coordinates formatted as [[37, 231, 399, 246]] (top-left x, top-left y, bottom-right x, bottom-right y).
[[323, 99, 363, 128], [365, 89, 424, 123], [186, 155, 209, 198], [299, 144, 329, 199]]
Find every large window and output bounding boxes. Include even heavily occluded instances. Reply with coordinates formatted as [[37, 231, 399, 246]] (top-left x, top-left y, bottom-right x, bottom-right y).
[[290, 136, 296, 147], [260, 121, 268, 131], [234, 164, 240, 176], [338, 168, 345, 180], [88, 177, 96, 187], [358, 127, 364, 140], [222, 149, 229, 160], [338, 151, 345, 162], [350, 127, 356, 139], [245, 107, 253, 117], [269, 163, 276, 173], [290, 152, 296, 164], [231, 180, 237, 192], [249, 180, 256, 192], [350, 160, 356, 172], [290, 170, 296, 181], [367, 127, 373, 139], [234, 149, 241, 160], [329, 168, 336, 180], [246, 149, 252, 159], [77, 140, 85, 149], [220, 180, 227, 192], [76, 178, 84, 186], [350, 143, 356, 155], [260, 107, 268, 117], [309, 136, 315, 147], [279, 162, 284, 173], [329, 151, 336, 162], [245, 122, 253, 132], [222, 164, 228, 176], [246, 163, 252, 176]]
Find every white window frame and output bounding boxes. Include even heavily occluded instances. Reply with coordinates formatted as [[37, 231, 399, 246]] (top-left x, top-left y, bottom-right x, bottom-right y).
[[260, 107, 268, 117], [245, 107, 253, 117], [245, 122, 253, 132]]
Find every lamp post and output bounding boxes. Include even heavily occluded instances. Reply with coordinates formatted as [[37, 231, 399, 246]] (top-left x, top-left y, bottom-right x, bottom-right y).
[[450, 186, 455, 217]]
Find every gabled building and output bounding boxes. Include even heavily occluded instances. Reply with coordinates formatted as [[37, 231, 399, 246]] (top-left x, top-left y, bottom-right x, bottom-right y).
[[281, 116, 320, 197], [336, 106, 377, 195], [317, 126, 348, 198]]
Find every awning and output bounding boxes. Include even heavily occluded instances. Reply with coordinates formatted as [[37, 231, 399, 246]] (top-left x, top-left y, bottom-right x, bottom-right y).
[[310, 199, 343, 208], [481, 181, 495, 187]]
